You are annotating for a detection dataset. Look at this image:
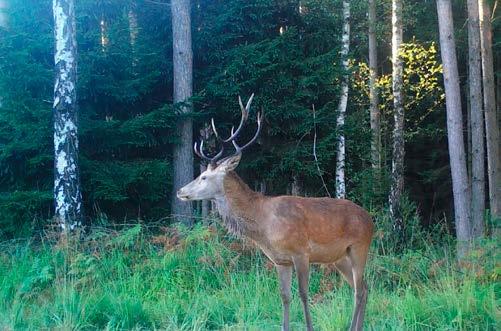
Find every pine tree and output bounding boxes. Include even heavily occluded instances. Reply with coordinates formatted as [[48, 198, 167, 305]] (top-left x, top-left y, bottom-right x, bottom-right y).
[[478, 0, 501, 222], [171, 0, 194, 224], [436, 0, 472, 257], [467, 0, 485, 238]]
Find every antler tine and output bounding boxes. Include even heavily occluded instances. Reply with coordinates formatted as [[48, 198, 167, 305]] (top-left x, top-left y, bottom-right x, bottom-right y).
[[210, 145, 224, 163], [211, 94, 254, 143], [210, 117, 220, 140], [244, 93, 255, 112], [194, 140, 224, 164], [231, 109, 263, 154], [194, 141, 210, 161]]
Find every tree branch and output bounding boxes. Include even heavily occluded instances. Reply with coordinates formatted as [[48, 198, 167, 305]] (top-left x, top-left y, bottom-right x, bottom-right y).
[[144, 0, 170, 6], [312, 104, 331, 198]]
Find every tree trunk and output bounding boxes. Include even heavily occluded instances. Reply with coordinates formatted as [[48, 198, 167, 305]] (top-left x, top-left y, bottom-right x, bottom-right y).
[[497, 52, 501, 119], [0, 0, 8, 29], [99, 16, 108, 51], [467, 0, 485, 238], [389, 0, 404, 233], [291, 175, 302, 196], [52, 0, 83, 231], [260, 181, 266, 194], [171, 0, 194, 225], [498, 50, 501, 171], [128, 3, 139, 70], [200, 164, 209, 219], [436, 0, 472, 257], [335, 0, 350, 199], [479, 0, 501, 222], [467, 89, 472, 185], [368, 0, 380, 172]]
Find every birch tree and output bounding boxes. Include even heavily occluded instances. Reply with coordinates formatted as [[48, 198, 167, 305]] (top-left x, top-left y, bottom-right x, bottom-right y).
[[479, 0, 501, 222], [99, 16, 108, 52], [436, 0, 472, 257], [467, 0, 485, 237], [0, 0, 7, 29], [52, 0, 83, 231], [389, 0, 404, 233], [335, 0, 350, 199], [368, 0, 380, 172], [171, 0, 194, 224], [128, 2, 139, 70]]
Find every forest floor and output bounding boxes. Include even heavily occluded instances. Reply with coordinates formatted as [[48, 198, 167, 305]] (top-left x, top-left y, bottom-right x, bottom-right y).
[[0, 223, 498, 330]]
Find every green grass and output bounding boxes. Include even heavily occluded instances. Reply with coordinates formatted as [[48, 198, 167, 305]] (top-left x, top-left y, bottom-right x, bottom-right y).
[[0, 223, 498, 330]]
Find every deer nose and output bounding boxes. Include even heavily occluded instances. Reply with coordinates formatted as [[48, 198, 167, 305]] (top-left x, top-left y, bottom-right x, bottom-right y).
[[177, 189, 190, 200]]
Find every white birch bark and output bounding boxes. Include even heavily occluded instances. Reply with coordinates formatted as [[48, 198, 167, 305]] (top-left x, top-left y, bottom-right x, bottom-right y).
[[99, 17, 108, 51], [335, 0, 350, 199], [368, 0, 380, 171], [128, 3, 139, 70], [53, 0, 83, 231], [479, 0, 501, 222], [436, 0, 472, 257], [467, 0, 485, 237], [389, 0, 405, 233], [171, 0, 194, 224], [0, 0, 8, 29]]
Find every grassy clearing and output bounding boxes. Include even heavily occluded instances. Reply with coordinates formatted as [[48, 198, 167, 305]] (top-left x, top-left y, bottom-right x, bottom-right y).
[[0, 223, 498, 330]]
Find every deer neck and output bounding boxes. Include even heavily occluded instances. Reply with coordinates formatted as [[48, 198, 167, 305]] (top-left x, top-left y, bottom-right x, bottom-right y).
[[214, 171, 264, 239]]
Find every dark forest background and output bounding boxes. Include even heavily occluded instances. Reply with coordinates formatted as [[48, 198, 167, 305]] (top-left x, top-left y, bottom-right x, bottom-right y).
[[0, 0, 499, 238]]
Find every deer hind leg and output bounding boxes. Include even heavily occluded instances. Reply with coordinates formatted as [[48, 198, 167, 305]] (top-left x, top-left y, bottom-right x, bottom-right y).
[[276, 264, 293, 331], [292, 255, 313, 331], [347, 244, 369, 331], [334, 256, 354, 288]]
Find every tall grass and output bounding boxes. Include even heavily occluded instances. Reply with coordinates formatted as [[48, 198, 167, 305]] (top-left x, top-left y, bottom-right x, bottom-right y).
[[0, 223, 498, 330]]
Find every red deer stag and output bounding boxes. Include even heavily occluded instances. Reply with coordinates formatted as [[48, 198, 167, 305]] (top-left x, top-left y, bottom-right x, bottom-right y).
[[177, 94, 374, 331]]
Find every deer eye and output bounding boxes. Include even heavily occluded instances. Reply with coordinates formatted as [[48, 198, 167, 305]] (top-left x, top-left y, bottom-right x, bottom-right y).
[[201, 176, 207, 180]]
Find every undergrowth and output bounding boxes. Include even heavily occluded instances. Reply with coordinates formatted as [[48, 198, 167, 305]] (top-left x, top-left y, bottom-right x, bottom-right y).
[[0, 222, 498, 330]]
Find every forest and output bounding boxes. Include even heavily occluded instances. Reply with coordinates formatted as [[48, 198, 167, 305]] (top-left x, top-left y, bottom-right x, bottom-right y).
[[0, 0, 499, 330]]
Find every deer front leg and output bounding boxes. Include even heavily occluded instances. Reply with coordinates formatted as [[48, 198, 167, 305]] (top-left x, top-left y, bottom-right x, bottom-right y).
[[293, 255, 313, 331], [276, 264, 292, 331]]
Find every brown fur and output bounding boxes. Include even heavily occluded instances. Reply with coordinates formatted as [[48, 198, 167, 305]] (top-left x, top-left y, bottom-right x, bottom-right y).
[[220, 171, 374, 266], [217, 171, 374, 331]]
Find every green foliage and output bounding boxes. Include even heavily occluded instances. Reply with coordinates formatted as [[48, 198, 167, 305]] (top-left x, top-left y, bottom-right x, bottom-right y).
[[0, 0, 456, 237], [0, 223, 497, 329], [0, 0, 176, 233], [352, 41, 449, 222], [0, 1, 54, 236], [0, 191, 52, 238]]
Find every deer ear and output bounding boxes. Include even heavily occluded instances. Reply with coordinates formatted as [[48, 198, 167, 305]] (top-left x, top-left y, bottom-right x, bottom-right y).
[[216, 154, 241, 172]]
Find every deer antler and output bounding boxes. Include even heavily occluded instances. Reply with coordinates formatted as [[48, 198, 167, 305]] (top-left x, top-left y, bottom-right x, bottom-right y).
[[211, 94, 254, 143], [230, 109, 263, 155], [194, 94, 262, 164], [193, 140, 224, 164]]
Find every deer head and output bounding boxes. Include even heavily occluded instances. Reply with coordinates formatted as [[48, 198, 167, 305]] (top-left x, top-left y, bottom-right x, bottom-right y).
[[176, 94, 262, 201]]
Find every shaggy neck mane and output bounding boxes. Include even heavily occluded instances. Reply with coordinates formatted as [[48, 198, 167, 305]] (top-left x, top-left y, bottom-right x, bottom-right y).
[[214, 171, 263, 239]]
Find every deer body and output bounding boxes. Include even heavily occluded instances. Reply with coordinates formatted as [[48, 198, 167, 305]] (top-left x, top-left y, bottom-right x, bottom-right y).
[[177, 95, 374, 331], [217, 172, 373, 267]]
